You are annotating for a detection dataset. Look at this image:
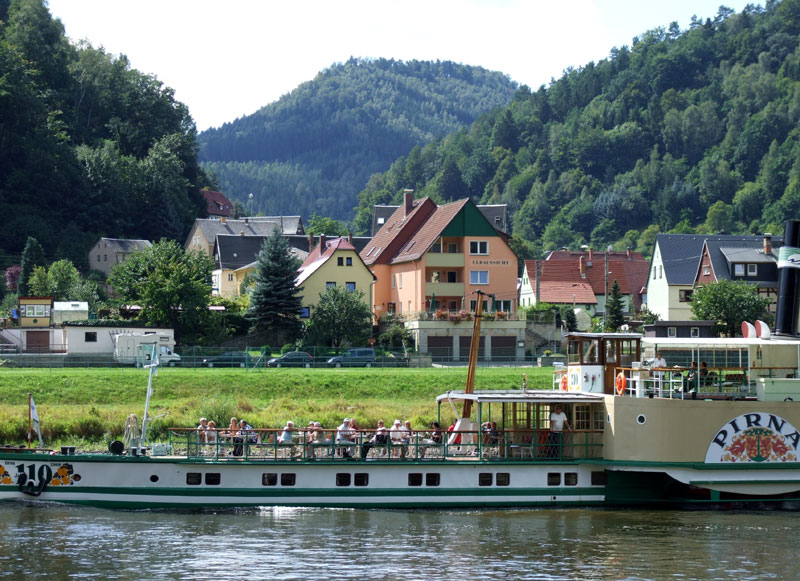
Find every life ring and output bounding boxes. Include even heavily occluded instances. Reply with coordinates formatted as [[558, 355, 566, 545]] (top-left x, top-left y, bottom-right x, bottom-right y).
[[560, 375, 568, 391], [615, 372, 626, 395]]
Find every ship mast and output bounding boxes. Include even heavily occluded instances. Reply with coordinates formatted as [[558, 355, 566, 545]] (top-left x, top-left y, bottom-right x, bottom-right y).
[[463, 290, 487, 419]]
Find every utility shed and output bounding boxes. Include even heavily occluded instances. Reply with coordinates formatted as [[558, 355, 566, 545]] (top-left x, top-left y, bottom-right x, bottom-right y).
[[52, 302, 89, 324]]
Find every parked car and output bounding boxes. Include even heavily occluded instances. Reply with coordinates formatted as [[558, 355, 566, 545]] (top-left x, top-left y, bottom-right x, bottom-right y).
[[327, 348, 376, 368], [267, 351, 314, 368], [202, 351, 251, 368]]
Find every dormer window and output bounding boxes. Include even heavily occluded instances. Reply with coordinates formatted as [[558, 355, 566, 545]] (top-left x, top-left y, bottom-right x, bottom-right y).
[[747, 264, 757, 276]]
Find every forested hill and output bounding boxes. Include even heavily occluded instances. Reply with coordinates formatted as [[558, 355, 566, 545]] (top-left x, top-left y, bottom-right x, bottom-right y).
[[352, 1, 800, 258], [197, 58, 517, 221], [0, 0, 211, 268]]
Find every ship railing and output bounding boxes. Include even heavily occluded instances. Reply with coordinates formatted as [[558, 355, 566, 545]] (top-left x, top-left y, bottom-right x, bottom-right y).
[[166, 428, 603, 462], [615, 366, 759, 399]]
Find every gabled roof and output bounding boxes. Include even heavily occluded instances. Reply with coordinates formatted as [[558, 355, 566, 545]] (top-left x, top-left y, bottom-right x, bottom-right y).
[[371, 203, 508, 236], [653, 234, 777, 285], [202, 189, 233, 218], [544, 251, 649, 297], [363, 197, 502, 266], [214, 235, 309, 270], [296, 237, 376, 287], [192, 216, 304, 245], [698, 236, 782, 284], [94, 237, 152, 253]]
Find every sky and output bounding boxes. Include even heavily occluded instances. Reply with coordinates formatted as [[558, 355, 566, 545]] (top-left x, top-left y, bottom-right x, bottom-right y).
[[48, 0, 757, 132]]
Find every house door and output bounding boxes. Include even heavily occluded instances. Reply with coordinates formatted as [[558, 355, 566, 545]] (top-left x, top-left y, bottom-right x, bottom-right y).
[[26, 330, 50, 353]]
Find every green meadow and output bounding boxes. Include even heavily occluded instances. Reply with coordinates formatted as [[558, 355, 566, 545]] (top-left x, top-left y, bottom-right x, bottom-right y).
[[0, 366, 554, 448]]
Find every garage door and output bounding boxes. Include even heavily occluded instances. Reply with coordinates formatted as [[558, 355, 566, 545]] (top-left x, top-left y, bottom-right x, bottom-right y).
[[427, 336, 453, 361], [491, 336, 516, 361], [26, 330, 50, 353], [458, 335, 485, 361]]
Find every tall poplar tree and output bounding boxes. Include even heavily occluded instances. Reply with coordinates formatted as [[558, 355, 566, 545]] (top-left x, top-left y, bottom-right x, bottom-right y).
[[18, 236, 45, 296], [605, 279, 625, 331], [247, 230, 302, 342]]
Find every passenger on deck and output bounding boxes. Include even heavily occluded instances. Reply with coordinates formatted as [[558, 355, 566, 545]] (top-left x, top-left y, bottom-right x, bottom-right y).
[[548, 405, 571, 457], [482, 421, 500, 444], [206, 421, 217, 444], [391, 419, 406, 457], [429, 422, 443, 444], [652, 352, 667, 390], [197, 417, 208, 443], [336, 418, 356, 457], [239, 419, 258, 444], [447, 420, 461, 444], [226, 417, 239, 442], [684, 362, 698, 392], [278, 421, 295, 444], [361, 419, 388, 458]]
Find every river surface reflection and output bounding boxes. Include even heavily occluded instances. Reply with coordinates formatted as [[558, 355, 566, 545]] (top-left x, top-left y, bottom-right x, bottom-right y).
[[0, 503, 797, 579]]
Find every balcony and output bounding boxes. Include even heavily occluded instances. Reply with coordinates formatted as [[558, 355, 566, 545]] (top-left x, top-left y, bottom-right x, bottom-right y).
[[425, 252, 464, 268], [425, 282, 465, 296]]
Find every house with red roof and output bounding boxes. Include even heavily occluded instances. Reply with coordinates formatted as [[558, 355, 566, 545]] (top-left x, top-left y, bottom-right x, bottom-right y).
[[202, 189, 234, 218], [520, 248, 649, 318], [296, 235, 376, 319], [361, 191, 522, 360]]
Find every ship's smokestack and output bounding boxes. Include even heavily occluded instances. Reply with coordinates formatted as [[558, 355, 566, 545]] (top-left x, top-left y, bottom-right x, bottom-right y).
[[775, 221, 800, 336]]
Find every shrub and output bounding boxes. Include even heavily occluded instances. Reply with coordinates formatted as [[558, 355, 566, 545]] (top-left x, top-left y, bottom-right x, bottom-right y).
[[280, 343, 295, 354]]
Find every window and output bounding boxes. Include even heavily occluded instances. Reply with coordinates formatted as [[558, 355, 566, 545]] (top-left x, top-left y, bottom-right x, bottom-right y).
[[652, 268, 656, 280], [747, 264, 757, 276], [346, 257, 352, 266], [262, 473, 278, 486], [430, 243, 441, 253], [426, 473, 440, 486], [299, 307, 310, 319], [734, 264, 745, 276], [547, 473, 561, 486], [564, 473, 578, 486], [470, 271, 489, 285], [469, 299, 488, 312], [431, 271, 440, 283], [703, 265, 710, 276], [478, 473, 493, 486], [690, 327, 700, 338], [496, 473, 510, 486], [377, 217, 385, 225], [104, 254, 107, 262], [591, 471, 607, 486], [227, 273, 234, 282], [205, 473, 221, 485], [97, 254, 101, 263], [280, 473, 296, 486], [337, 257, 344, 266], [408, 473, 423, 486], [398, 273, 403, 288], [497, 300, 512, 312], [345, 282, 356, 292], [469, 241, 488, 255], [387, 302, 396, 315], [24, 305, 50, 317], [84, 332, 97, 343], [326, 282, 336, 288], [679, 290, 693, 302], [447, 271, 457, 283], [336, 473, 351, 487], [186, 473, 202, 485], [447, 243, 458, 253], [668, 327, 677, 337], [354, 473, 369, 487], [392, 275, 396, 288]]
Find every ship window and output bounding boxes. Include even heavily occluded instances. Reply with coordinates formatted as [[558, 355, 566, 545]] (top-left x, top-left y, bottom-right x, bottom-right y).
[[280, 473, 296, 486], [262, 473, 278, 486], [574, 404, 592, 430], [354, 473, 369, 487], [496, 473, 510, 486], [564, 473, 578, 486], [591, 471, 607, 486], [150, 475, 159, 483], [547, 473, 561, 486], [186, 473, 202, 485], [583, 339, 599, 364], [336, 473, 351, 487], [205, 473, 221, 485], [426, 473, 440, 487], [408, 473, 423, 486], [478, 473, 493, 486]]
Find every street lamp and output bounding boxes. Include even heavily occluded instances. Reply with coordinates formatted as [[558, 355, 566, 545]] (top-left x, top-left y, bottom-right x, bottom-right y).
[[248, 193, 254, 216]]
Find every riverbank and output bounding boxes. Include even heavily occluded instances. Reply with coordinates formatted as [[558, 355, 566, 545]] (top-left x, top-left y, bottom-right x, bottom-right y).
[[0, 366, 552, 446]]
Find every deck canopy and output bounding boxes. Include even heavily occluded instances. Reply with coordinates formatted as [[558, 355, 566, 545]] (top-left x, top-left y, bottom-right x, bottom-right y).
[[437, 390, 605, 404]]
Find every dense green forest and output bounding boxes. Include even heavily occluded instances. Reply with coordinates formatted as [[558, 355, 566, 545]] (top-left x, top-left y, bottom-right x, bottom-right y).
[[198, 58, 517, 220], [0, 0, 211, 270], [352, 1, 800, 257]]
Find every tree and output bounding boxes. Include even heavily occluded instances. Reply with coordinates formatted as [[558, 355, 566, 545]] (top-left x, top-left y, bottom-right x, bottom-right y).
[[302, 286, 373, 348], [18, 236, 45, 296], [108, 239, 213, 339], [690, 280, 772, 337], [307, 214, 347, 236], [4, 266, 21, 293], [558, 305, 578, 332], [247, 230, 303, 342], [605, 279, 625, 331]]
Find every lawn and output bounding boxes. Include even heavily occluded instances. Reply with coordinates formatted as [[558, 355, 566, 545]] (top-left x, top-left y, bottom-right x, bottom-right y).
[[0, 366, 556, 447]]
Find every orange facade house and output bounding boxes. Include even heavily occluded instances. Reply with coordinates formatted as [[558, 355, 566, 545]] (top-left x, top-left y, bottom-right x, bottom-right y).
[[362, 192, 518, 319]]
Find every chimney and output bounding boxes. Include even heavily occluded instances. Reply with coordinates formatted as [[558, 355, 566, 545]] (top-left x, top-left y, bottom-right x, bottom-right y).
[[404, 189, 414, 217], [308, 231, 314, 251], [220, 217, 227, 224], [244, 217, 249, 225], [588, 247, 593, 262], [348, 231, 353, 245], [239, 230, 245, 236], [764, 233, 773, 255], [579, 256, 586, 277], [627, 247, 631, 260], [320, 234, 327, 251]]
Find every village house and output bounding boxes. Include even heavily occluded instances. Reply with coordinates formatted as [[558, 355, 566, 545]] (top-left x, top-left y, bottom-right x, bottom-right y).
[[184, 216, 305, 256], [201, 189, 234, 218], [88, 238, 152, 278], [295, 236, 376, 319], [362, 192, 523, 360]]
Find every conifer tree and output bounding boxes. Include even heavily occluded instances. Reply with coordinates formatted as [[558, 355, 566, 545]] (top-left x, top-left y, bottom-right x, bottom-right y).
[[247, 230, 302, 341], [18, 236, 45, 297], [605, 279, 625, 331]]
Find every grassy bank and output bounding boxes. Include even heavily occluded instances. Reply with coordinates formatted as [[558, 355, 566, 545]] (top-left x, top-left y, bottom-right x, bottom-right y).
[[0, 366, 555, 447]]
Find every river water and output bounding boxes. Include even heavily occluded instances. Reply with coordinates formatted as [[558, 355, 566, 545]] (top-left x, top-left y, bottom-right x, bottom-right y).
[[0, 503, 796, 579]]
